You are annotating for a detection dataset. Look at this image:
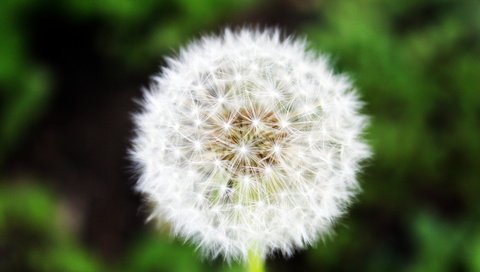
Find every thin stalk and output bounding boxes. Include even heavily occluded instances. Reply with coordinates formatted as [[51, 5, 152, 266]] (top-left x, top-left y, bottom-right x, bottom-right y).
[[247, 249, 265, 272]]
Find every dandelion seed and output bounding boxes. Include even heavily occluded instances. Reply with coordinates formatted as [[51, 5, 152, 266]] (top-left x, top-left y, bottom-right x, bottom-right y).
[[131, 28, 371, 261]]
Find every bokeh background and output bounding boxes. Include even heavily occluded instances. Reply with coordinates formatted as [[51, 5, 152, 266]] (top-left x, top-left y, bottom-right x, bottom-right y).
[[1, 0, 480, 271]]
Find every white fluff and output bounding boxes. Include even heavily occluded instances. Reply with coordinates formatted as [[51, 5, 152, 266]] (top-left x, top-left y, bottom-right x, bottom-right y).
[[131, 28, 371, 261]]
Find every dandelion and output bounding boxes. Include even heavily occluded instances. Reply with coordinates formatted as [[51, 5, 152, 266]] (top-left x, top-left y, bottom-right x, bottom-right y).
[[131, 28, 371, 265]]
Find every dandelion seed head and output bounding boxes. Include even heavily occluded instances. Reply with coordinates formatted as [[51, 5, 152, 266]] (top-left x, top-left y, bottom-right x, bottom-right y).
[[131, 28, 371, 261]]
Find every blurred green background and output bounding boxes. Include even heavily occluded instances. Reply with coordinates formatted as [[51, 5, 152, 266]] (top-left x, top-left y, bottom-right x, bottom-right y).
[[1, 0, 479, 271]]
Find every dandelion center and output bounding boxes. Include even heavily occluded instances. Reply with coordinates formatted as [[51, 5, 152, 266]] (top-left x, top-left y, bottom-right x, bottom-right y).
[[206, 106, 288, 179]]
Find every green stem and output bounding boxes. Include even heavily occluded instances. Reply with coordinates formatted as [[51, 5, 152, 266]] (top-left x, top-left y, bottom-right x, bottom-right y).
[[247, 249, 265, 272]]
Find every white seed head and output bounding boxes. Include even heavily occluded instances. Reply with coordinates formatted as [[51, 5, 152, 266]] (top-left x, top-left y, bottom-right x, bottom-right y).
[[131, 28, 371, 261]]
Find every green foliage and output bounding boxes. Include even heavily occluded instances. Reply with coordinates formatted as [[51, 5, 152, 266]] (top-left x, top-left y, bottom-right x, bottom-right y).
[[121, 231, 248, 272], [468, 231, 480, 272], [123, 234, 205, 272], [407, 213, 464, 272], [61, 0, 256, 69], [0, 183, 103, 271], [0, 0, 51, 165]]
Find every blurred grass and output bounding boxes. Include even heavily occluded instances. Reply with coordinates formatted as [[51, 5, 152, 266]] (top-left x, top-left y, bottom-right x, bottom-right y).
[[1, 0, 480, 271], [0, 183, 103, 271]]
